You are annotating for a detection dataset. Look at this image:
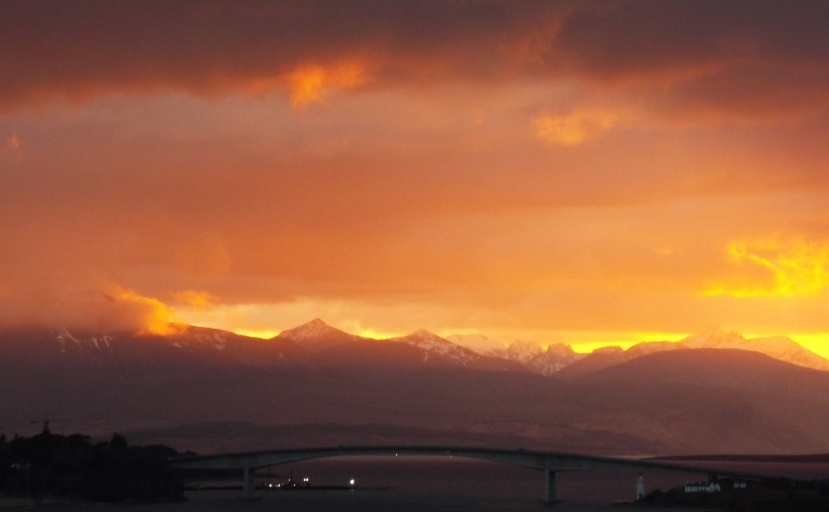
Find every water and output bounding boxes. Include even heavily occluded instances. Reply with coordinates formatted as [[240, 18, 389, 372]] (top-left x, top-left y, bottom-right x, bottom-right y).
[[50, 458, 829, 511], [182, 457, 703, 511]]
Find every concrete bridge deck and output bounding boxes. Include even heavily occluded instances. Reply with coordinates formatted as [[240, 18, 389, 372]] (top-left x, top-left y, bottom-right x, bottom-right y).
[[171, 445, 785, 503]]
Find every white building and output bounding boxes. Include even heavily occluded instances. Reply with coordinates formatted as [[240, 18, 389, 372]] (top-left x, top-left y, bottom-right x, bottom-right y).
[[684, 481, 721, 493]]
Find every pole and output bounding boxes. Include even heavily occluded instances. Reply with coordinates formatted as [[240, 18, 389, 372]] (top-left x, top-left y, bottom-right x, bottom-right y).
[[544, 469, 556, 503], [243, 467, 256, 499]]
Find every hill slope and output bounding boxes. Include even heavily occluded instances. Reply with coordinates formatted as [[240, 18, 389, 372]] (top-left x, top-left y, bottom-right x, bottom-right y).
[[2, 323, 828, 455]]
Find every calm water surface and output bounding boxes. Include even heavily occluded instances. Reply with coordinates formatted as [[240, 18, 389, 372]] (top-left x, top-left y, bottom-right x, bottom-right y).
[[66, 457, 829, 512]]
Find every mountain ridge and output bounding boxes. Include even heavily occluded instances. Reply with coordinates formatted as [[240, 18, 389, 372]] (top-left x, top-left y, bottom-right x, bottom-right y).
[[5, 319, 826, 376]]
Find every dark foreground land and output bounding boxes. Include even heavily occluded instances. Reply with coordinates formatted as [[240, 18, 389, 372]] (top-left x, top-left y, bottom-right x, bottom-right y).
[[0, 429, 183, 504], [4, 430, 829, 511]]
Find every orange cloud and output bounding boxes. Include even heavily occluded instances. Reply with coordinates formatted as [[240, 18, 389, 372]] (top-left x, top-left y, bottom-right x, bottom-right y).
[[286, 61, 370, 109], [3, 133, 21, 150], [171, 290, 217, 311], [0, 276, 176, 335], [100, 284, 175, 335], [533, 110, 623, 145]]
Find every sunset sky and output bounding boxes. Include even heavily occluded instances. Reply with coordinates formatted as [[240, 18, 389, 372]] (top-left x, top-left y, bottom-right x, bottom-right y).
[[3, 1, 829, 354]]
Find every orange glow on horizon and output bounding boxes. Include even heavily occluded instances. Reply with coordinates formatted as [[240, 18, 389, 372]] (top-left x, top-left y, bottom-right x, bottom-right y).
[[232, 328, 281, 339], [784, 334, 829, 360]]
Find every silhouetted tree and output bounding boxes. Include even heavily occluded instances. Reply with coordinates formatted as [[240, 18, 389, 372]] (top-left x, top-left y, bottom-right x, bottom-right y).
[[110, 432, 128, 448], [0, 431, 183, 502]]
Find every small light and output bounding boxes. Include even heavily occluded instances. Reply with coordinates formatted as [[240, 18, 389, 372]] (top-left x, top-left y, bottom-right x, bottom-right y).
[[350, 479, 355, 486]]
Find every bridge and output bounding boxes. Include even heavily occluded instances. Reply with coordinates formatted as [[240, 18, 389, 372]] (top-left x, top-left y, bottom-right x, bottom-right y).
[[171, 445, 780, 503]]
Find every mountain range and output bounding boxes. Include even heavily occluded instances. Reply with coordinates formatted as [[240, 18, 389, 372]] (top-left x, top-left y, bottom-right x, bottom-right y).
[[457, 324, 829, 374], [1, 319, 829, 456], [10, 319, 824, 375]]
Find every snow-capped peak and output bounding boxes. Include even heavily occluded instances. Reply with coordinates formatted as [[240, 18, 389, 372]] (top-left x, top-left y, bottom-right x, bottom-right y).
[[527, 342, 585, 376], [407, 329, 450, 344], [391, 330, 478, 360], [504, 339, 543, 362], [277, 318, 336, 341], [680, 326, 829, 371], [445, 332, 504, 353], [274, 318, 363, 351], [682, 325, 746, 348]]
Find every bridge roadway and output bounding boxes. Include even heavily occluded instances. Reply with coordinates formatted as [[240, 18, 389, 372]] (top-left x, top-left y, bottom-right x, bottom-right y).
[[171, 445, 781, 503]]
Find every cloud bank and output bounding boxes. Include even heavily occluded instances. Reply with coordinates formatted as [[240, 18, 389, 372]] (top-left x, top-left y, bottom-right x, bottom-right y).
[[2, 1, 829, 121], [3, 1, 829, 341]]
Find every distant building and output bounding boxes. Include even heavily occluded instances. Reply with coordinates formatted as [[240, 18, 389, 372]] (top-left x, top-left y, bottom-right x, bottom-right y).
[[684, 477, 748, 493], [684, 481, 721, 493], [636, 473, 645, 500]]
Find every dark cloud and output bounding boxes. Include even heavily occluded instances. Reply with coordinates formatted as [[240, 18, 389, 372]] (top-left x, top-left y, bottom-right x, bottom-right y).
[[555, 1, 829, 78], [554, 0, 829, 120], [2, 1, 829, 119]]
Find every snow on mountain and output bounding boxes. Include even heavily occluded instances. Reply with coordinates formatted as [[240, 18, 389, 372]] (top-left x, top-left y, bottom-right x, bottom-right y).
[[680, 325, 829, 371], [275, 318, 334, 342], [527, 343, 586, 376], [681, 325, 745, 350], [502, 339, 544, 364], [390, 329, 485, 366], [479, 339, 544, 365], [446, 334, 545, 364], [42, 321, 829, 375], [389, 330, 526, 371], [53, 325, 233, 353], [190, 330, 228, 350], [273, 318, 365, 351], [396, 331, 584, 374], [445, 332, 506, 353], [38, 324, 315, 369], [55, 328, 116, 352]]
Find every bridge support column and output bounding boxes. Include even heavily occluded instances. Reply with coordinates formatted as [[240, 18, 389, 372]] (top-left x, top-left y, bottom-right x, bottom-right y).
[[636, 473, 645, 500], [242, 467, 256, 500], [543, 469, 557, 504]]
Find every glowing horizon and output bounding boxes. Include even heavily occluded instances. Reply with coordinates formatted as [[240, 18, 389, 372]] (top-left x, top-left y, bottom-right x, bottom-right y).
[[174, 305, 829, 360]]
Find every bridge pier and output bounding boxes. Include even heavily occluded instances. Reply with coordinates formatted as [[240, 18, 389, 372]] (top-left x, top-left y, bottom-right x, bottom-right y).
[[242, 467, 257, 500], [543, 469, 557, 504]]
